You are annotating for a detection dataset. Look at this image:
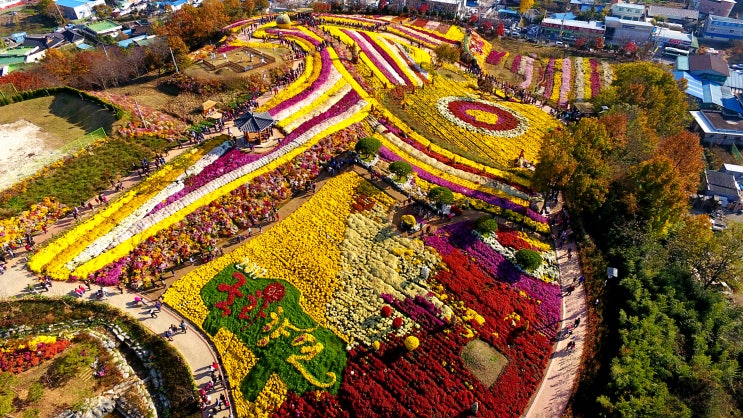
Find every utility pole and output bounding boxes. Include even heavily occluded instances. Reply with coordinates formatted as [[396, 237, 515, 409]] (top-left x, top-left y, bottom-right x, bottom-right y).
[[170, 47, 180, 73], [134, 99, 148, 128]]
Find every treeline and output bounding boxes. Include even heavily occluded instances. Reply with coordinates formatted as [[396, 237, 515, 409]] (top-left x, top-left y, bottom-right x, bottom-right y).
[[1, 40, 174, 91], [535, 62, 743, 416], [155, 0, 268, 52]]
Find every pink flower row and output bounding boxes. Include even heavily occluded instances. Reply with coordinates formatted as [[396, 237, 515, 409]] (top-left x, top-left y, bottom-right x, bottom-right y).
[[589, 59, 601, 99], [559, 58, 571, 107], [542, 59, 556, 99], [268, 49, 332, 117]]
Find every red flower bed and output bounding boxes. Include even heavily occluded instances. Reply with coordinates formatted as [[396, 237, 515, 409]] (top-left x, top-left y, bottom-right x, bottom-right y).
[[510, 55, 522, 73], [589, 59, 601, 98], [447, 100, 521, 132], [497, 230, 539, 251], [486, 50, 507, 66], [0, 339, 72, 374], [275, 221, 556, 417]]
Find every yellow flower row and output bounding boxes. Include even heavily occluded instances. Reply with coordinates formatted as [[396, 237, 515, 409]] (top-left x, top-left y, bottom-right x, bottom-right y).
[[517, 231, 553, 252], [583, 57, 592, 100], [326, 26, 394, 87], [370, 31, 421, 86], [375, 101, 531, 188], [70, 103, 371, 280], [259, 52, 318, 112], [277, 74, 346, 129], [375, 133, 530, 208], [550, 59, 562, 103], [29, 148, 206, 277]]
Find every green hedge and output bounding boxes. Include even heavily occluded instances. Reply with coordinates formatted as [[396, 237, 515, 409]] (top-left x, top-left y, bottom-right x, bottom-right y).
[[0, 86, 126, 120]]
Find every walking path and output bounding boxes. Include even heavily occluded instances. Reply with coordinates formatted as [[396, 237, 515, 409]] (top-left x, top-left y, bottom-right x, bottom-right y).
[[524, 201, 587, 418]]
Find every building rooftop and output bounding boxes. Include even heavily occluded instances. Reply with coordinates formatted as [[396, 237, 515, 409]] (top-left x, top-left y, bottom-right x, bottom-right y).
[[708, 15, 743, 23], [85, 20, 122, 33], [611, 2, 645, 10], [604, 16, 655, 27], [689, 53, 730, 77], [0, 47, 37, 57], [542, 18, 605, 30], [647, 5, 699, 20], [691, 110, 743, 134], [704, 170, 739, 197], [55, 0, 98, 8], [722, 163, 743, 173], [654, 27, 693, 42]]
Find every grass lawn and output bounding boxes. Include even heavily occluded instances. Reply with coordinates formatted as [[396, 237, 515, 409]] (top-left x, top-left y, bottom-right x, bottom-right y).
[[0, 8, 58, 38], [0, 93, 118, 143]]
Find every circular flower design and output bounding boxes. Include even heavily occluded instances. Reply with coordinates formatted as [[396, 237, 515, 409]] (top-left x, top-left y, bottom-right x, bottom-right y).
[[437, 96, 530, 137], [263, 282, 286, 303]]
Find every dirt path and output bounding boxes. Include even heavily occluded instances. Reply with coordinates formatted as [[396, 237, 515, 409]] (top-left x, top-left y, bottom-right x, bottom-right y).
[[524, 199, 587, 418]]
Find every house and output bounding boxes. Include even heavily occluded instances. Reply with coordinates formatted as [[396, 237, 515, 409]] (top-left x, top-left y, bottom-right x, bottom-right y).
[[406, 0, 467, 18], [81, 20, 122, 40], [701, 15, 743, 42], [0, 46, 40, 65], [540, 18, 605, 40], [690, 54, 730, 82], [55, 0, 106, 20], [721, 163, 743, 181], [604, 17, 654, 46], [653, 26, 694, 50], [690, 110, 743, 145], [698, 0, 735, 18], [702, 170, 740, 202], [646, 5, 699, 25], [23, 28, 85, 53], [610, 2, 645, 21]]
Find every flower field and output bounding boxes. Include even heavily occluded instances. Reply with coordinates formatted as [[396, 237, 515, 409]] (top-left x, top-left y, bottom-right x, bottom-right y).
[[22, 15, 572, 417], [502, 55, 613, 102], [397, 75, 559, 168], [165, 172, 560, 416]]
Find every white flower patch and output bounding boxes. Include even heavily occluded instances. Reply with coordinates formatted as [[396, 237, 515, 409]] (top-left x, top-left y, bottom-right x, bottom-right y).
[[69, 101, 368, 269], [66, 141, 233, 270], [436, 96, 530, 138], [477, 231, 560, 283], [602, 61, 613, 87], [272, 68, 343, 122], [326, 206, 452, 347], [281, 83, 352, 132], [575, 57, 585, 101]]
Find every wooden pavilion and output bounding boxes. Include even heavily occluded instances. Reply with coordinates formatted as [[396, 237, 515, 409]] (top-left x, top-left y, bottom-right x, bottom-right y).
[[233, 111, 275, 144]]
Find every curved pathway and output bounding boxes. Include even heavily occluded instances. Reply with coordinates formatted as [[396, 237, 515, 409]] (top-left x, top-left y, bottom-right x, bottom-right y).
[[524, 203, 587, 418]]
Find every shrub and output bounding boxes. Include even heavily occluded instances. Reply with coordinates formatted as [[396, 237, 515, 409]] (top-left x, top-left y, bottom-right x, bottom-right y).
[[388, 161, 413, 181], [515, 249, 543, 272], [26, 383, 43, 403], [475, 216, 498, 236], [428, 186, 455, 206], [355, 137, 382, 159]]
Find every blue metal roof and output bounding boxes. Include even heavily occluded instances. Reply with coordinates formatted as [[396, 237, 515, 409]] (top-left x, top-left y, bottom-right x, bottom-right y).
[[55, 0, 93, 8], [677, 70, 743, 114]]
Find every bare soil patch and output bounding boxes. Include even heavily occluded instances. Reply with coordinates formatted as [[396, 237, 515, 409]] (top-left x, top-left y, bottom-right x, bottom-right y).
[[461, 338, 508, 388]]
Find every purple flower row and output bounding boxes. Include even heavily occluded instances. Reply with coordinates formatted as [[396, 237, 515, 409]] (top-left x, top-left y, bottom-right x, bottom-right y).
[[149, 88, 361, 215], [380, 293, 445, 330], [343, 29, 401, 86], [399, 24, 458, 46], [425, 222, 561, 337], [378, 146, 546, 223], [357, 31, 414, 86], [269, 49, 333, 117], [542, 58, 556, 99], [265, 28, 321, 46]]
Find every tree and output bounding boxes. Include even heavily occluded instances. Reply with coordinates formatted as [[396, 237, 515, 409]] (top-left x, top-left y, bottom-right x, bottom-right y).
[[595, 61, 690, 138], [622, 40, 638, 56], [474, 215, 498, 236], [428, 186, 454, 206], [519, 0, 534, 14], [533, 118, 614, 217], [355, 137, 381, 159], [36, 0, 61, 23], [671, 221, 743, 289], [433, 44, 459, 67], [388, 161, 413, 181], [494, 22, 504, 37], [657, 131, 704, 195], [93, 4, 112, 19], [515, 249, 542, 271]]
